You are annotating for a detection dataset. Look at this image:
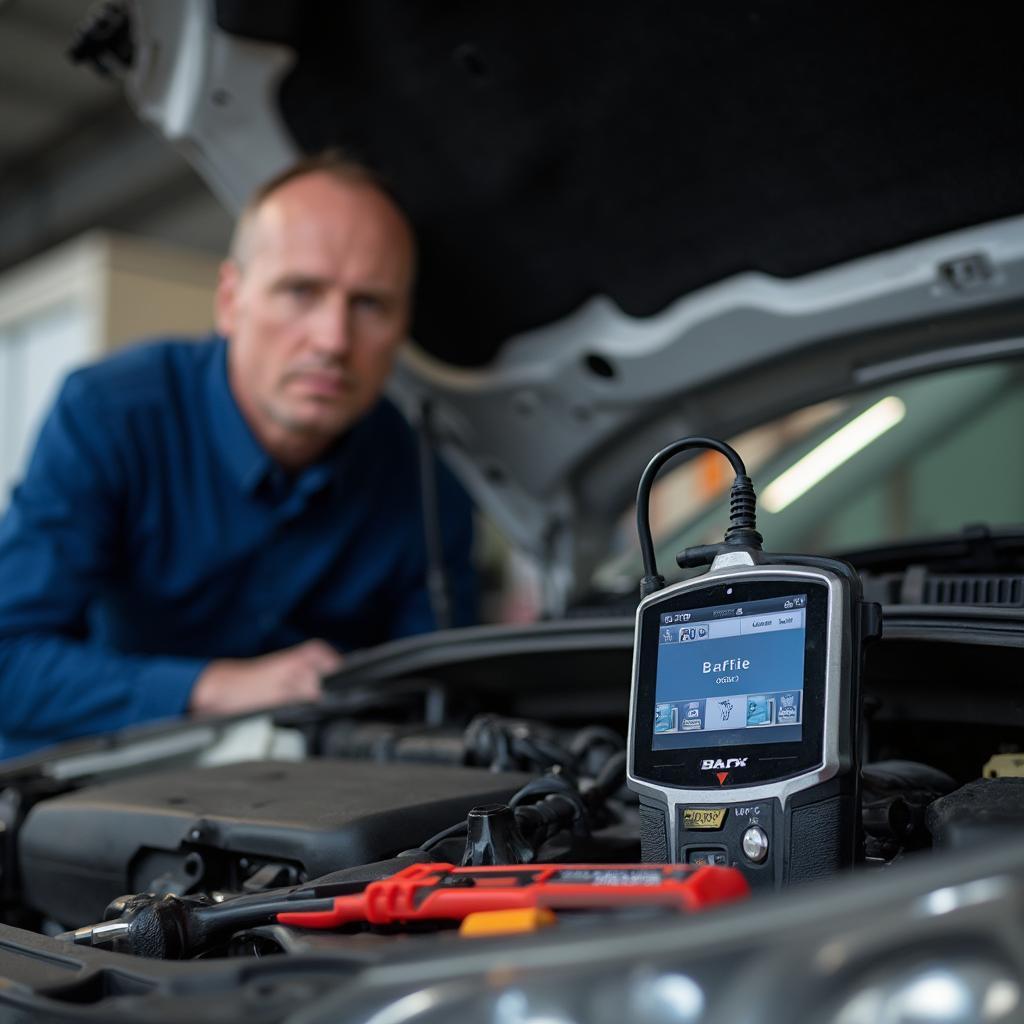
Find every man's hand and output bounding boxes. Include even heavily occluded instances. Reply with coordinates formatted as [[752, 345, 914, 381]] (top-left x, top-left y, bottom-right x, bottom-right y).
[[189, 640, 343, 716]]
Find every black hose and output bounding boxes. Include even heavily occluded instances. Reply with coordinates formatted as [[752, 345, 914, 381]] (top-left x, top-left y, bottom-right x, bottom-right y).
[[416, 401, 453, 630]]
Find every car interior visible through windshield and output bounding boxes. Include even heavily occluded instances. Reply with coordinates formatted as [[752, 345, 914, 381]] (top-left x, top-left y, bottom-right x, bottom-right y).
[[594, 357, 1024, 597]]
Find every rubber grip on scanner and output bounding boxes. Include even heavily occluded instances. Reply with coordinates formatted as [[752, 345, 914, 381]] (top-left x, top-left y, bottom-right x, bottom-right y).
[[640, 803, 669, 862], [787, 796, 843, 883]]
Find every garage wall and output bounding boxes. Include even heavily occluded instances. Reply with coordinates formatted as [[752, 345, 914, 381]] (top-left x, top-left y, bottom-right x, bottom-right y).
[[0, 232, 220, 511]]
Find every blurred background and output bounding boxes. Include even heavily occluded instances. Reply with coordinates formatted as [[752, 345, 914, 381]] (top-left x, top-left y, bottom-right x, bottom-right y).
[[3, 1, 1023, 625], [0, 0, 231, 506]]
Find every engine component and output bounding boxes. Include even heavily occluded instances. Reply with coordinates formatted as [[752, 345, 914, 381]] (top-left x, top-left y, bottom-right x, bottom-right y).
[[415, 752, 627, 865], [461, 804, 534, 866], [861, 759, 957, 858], [927, 778, 1024, 849], [18, 759, 531, 926], [320, 714, 624, 779], [983, 752, 1024, 778]]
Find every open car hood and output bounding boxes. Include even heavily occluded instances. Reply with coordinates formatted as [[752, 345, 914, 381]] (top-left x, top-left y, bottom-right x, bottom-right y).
[[117, 0, 1024, 606]]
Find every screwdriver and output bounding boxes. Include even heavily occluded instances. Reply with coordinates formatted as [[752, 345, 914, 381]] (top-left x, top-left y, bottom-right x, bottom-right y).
[[276, 861, 749, 929]]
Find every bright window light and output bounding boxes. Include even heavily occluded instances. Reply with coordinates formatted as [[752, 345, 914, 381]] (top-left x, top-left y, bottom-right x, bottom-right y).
[[761, 396, 906, 513]]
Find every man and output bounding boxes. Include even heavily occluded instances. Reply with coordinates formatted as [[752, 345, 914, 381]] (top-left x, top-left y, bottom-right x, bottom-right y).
[[0, 154, 476, 759]]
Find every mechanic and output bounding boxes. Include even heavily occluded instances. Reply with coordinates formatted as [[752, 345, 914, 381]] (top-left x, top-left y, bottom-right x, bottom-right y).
[[0, 153, 477, 759]]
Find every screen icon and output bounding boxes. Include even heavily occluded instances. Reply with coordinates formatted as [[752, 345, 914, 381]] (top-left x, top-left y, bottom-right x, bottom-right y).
[[703, 697, 738, 732], [681, 700, 704, 731], [746, 694, 772, 727], [654, 704, 678, 733], [776, 692, 800, 724]]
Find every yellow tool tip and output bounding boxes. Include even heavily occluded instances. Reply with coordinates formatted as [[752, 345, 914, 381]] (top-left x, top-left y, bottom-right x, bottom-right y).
[[459, 907, 558, 937]]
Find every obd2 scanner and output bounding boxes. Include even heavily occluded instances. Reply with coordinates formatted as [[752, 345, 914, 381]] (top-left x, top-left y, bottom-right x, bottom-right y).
[[626, 438, 881, 889]]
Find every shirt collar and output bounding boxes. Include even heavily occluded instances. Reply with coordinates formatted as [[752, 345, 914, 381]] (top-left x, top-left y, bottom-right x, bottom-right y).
[[205, 337, 360, 500]]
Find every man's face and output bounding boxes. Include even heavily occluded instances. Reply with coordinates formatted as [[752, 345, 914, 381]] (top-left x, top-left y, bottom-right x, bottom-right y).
[[216, 172, 415, 465]]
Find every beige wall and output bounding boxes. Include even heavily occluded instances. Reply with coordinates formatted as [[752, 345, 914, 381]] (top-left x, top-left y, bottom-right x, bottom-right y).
[[100, 234, 220, 350], [0, 232, 221, 508]]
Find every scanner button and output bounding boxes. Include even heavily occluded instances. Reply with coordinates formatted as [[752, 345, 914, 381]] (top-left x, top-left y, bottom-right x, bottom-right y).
[[687, 848, 728, 867], [741, 826, 769, 864]]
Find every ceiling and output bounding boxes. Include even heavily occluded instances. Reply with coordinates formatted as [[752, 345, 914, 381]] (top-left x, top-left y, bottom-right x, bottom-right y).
[[0, 0, 232, 276]]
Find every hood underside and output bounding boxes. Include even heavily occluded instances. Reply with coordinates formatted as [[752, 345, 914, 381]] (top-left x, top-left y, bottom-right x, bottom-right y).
[[161, 1, 1024, 366]]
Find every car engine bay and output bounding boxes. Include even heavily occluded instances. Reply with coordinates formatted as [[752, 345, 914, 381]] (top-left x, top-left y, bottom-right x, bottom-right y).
[[2, 557, 1023, 971]]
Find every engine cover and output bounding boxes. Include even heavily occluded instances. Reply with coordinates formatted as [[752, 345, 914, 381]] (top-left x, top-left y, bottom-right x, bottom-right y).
[[19, 758, 532, 926]]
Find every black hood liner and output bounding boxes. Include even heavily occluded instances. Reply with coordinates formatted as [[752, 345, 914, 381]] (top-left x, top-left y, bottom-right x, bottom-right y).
[[217, 2, 1024, 368]]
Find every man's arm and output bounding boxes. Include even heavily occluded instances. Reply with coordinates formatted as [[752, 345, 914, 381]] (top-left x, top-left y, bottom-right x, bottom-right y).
[[0, 373, 338, 754], [0, 373, 207, 747], [0, 376, 216, 753], [189, 640, 339, 715]]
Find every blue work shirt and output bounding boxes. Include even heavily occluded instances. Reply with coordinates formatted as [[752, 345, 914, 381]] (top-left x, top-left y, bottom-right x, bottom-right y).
[[0, 337, 476, 759]]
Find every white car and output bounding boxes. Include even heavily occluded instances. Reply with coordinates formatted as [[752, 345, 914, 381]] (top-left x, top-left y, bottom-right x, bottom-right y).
[[1, 4, 1023, 1022]]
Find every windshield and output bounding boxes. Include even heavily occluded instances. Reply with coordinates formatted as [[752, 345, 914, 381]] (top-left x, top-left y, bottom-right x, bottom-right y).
[[593, 358, 1024, 592]]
